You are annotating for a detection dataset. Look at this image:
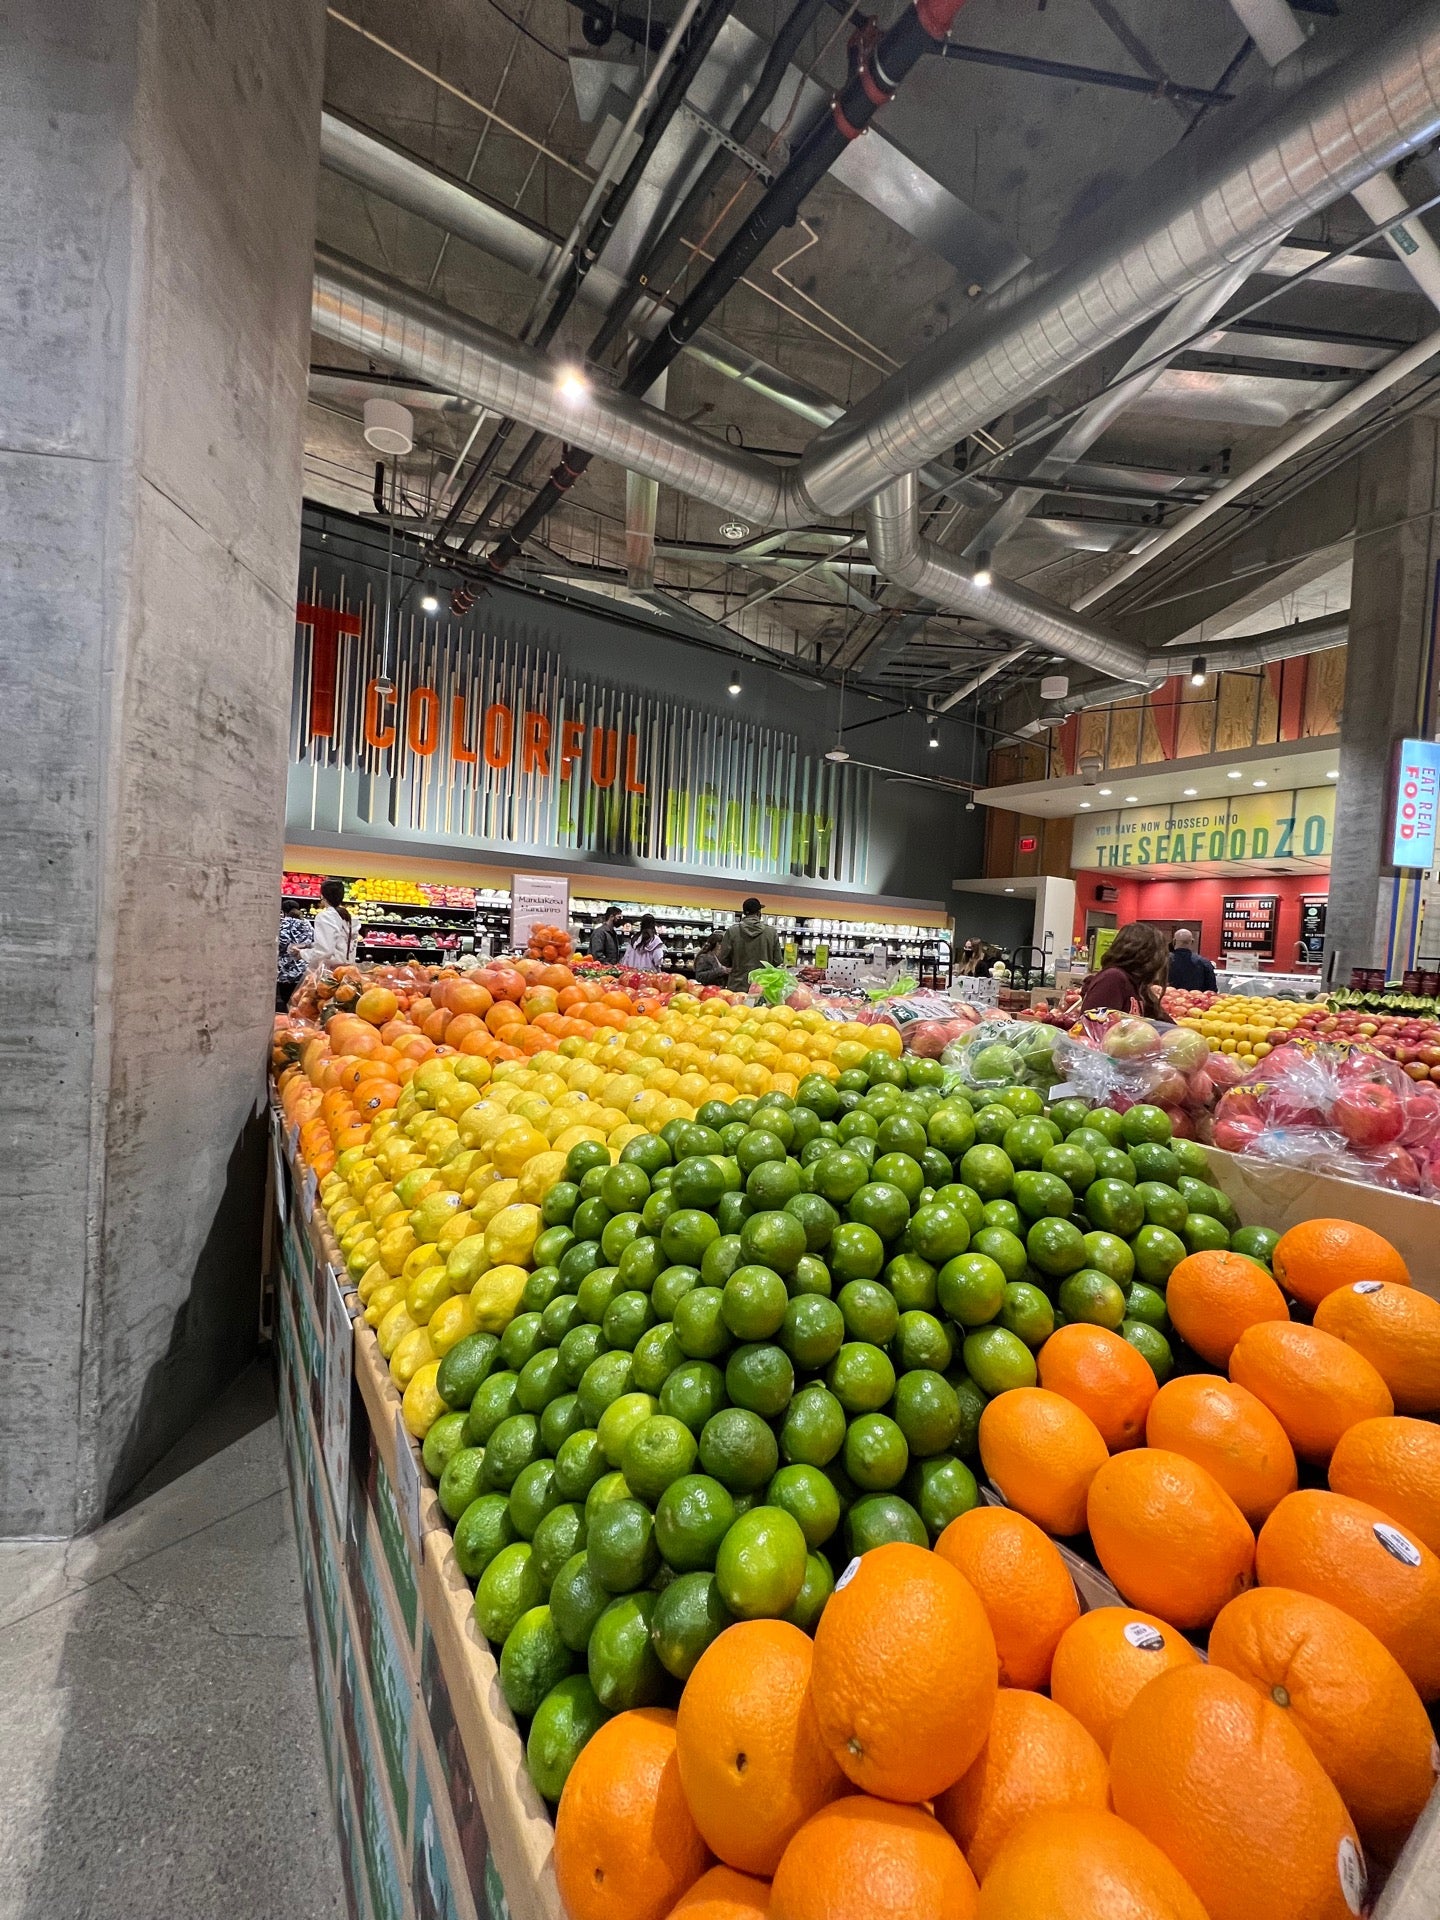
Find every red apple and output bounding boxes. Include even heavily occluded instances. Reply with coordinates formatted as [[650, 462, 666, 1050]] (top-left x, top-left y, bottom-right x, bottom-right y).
[[1214, 1114, 1264, 1152], [1332, 1080, 1405, 1148]]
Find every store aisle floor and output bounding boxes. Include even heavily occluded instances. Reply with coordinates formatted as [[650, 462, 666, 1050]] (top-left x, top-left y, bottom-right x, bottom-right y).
[[0, 1362, 345, 1920]]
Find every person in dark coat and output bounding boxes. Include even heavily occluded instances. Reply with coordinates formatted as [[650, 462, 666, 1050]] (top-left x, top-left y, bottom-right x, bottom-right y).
[[1168, 928, 1218, 993]]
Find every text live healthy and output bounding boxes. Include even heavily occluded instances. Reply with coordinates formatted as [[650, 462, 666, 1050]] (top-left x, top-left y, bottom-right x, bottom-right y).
[[1071, 786, 1335, 871]]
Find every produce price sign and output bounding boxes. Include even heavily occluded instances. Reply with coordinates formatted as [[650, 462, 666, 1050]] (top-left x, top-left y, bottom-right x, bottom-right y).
[[1221, 895, 1279, 958], [1390, 738, 1440, 868], [509, 872, 569, 951]]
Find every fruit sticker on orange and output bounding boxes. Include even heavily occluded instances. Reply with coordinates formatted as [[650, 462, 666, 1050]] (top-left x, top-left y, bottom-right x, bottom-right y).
[[1374, 1522, 1423, 1567], [1337, 1835, 1367, 1916], [1122, 1621, 1166, 1652]]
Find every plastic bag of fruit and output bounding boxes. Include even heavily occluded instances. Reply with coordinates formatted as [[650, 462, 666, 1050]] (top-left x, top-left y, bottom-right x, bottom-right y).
[[1045, 1014, 1215, 1134], [941, 1019, 1065, 1092], [1213, 1039, 1440, 1193], [748, 966, 800, 1007]]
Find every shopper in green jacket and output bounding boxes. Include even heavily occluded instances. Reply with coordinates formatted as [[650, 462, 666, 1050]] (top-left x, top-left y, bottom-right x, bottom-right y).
[[718, 898, 782, 985]]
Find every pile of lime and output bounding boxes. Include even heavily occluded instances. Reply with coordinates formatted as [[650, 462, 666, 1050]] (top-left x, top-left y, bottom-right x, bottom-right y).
[[418, 1056, 1272, 1804]]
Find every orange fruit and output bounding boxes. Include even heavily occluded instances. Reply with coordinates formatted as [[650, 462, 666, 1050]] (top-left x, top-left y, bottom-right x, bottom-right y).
[[555, 1708, 711, 1920], [1048, 1606, 1201, 1759], [1209, 1585, 1436, 1860], [935, 1689, 1108, 1881], [1272, 1217, 1409, 1309], [1229, 1321, 1393, 1464], [1144, 1375, 1297, 1526], [977, 1387, 1108, 1536], [1087, 1449, 1254, 1630], [769, 1795, 977, 1920], [674, 1622, 845, 1876], [1313, 1280, 1440, 1414], [665, 1865, 770, 1919], [1164, 1248, 1290, 1366], [934, 1506, 1079, 1690], [975, 1807, 1210, 1920], [1037, 1324, 1157, 1451], [809, 1542, 997, 1802], [1329, 1414, 1440, 1553], [1256, 1489, 1440, 1700], [1112, 1663, 1367, 1920]]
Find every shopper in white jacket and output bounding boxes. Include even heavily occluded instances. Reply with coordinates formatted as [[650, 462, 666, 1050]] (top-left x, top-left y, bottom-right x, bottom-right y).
[[308, 878, 356, 971]]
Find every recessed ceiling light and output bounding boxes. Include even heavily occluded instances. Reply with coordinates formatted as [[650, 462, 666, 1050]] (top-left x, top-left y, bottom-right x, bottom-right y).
[[1124, 794, 1139, 803], [1183, 787, 1198, 797], [1227, 770, 1243, 779], [1098, 787, 1112, 797], [1326, 769, 1339, 780], [1252, 779, 1267, 788], [1003, 886, 1014, 893], [1079, 801, 1091, 810]]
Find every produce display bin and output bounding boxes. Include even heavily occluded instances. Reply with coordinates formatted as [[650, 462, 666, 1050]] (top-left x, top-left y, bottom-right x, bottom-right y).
[[269, 1105, 1440, 1920]]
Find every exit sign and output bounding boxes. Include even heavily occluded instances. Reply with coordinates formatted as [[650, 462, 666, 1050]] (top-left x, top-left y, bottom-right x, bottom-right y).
[[1018, 835, 1037, 854]]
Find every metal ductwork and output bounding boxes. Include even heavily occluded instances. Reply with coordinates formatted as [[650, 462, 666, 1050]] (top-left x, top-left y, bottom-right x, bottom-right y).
[[1039, 614, 1349, 721], [788, 1, 1440, 520]]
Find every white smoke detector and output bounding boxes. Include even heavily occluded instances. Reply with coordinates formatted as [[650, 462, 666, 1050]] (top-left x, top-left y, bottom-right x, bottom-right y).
[[363, 397, 414, 455], [1040, 675, 1070, 700]]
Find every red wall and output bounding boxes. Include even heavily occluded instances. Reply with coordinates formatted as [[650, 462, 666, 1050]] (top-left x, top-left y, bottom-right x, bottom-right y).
[[1071, 871, 1326, 970]]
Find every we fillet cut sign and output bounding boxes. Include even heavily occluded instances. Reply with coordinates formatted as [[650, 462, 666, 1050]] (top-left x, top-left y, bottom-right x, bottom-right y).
[[293, 598, 866, 883]]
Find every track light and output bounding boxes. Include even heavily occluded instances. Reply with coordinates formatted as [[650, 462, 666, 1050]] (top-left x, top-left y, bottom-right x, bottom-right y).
[[557, 368, 588, 404], [928, 725, 940, 749], [420, 590, 440, 614], [964, 798, 976, 812], [728, 670, 742, 696], [374, 672, 395, 695], [1190, 655, 1207, 687], [972, 551, 993, 590], [825, 744, 850, 762]]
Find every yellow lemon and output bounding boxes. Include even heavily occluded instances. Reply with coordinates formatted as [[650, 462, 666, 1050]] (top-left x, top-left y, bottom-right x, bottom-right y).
[[364, 1280, 405, 1328], [485, 1202, 542, 1268], [454, 1057, 493, 1089], [410, 1189, 466, 1244], [366, 1188, 404, 1228], [346, 1238, 379, 1280], [491, 1120, 549, 1178], [402, 1241, 445, 1284], [395, 1167, 442, 1209], [445, 1234, 491, 1290], [471, 1264, 529, 1333], [407, 1262, 457, 1324], [440, 1150, 485, 1194], [435, 1080, 484, 1120], [552, 1124, 607, 1156], [401, 1361, 446, 1439], [377, 1299, 418, 1359], [435, 1210, 477, 1254], [472, 1178, 521, 1228], [377, 1222, 418, 1276], [427, 1292, 479, 1356], [358, 1260, 389, 1303], [390, 1324, 438, 1390], [516, 1151, 567, 1204], [462, 1165, 503, 1210]]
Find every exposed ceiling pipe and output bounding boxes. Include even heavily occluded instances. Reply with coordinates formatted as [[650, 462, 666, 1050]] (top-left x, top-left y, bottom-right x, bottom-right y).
[[935, 646, 1031, 714], [1041, 613, 1349, 719], [1074, 321, 1440, 611], [787, 1, 1440, 520]]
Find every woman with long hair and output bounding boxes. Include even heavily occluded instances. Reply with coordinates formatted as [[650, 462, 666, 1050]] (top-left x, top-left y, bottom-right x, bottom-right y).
[[308, 876, 356, 971], [1080, 922, 1169, 1019]]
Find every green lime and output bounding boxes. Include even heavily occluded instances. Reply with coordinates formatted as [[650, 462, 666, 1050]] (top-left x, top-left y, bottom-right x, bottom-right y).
[[1080, 1230, 1134, 1285], [892, 1308, 953, 1374], [847, 1182, 911, 1242], [661, 1208, 721, 1267], [526, 1675, 607, 1803], [672, 1286, 732, 1360], [596, 1390, 657, 1467], [1171, 1138, 1212, 1180], [654, 1263, 702, 1318], [509, 1458, 559, 1539], [541, 1294, 583, 1345], [697, 1234, 742, 1290], [438, 1333, 501, 1412], [827, 1341, 896, 1412], [474, 1541, 543, 1645], [464, 1370, 520, 1446], [739, 1210, 808, 1276], [650, 1571, 734, 1681], [600, 1212, 644, 1264], [828, 1222, 886, 1282], [797, 1076, 841, 1118], [973, 1106, 1012, 1147], [963, 1326, 1038, 1395], [715, 1506, 808, 1619], [784, 1552, 835, 1632], [588, 1592, 665, 1711], [631, 1322, 684, 1396], [886, 1252, 939, 1313], [782, 1294, 846, 1370], [617, 1235, 665, 1291], [811, 1149, 870, 1206], [699, 1407, 779, 1491], [643, 1188, 680, 1234], [952, 1373, 986, 1456], [452, 1492, 516, 1581], [1013, 1171, 1074, 1222], [906, 1453, 980, 1537], [1093, 1147, 1137, 1184], [1230, 1224, 1280, 1267], [423, 1410, 470, 1481], [1175, 1176, 1222, 1217], [835, 1279, 896, 1347], [742, 1156, 799, 1210], [870, 1156, 923, 1209], [499, 1605, 575, 1718], [927, 1103, 976, 1157], [766, 1463, 842, 1549], [1181, 1211, 1231, 1255], [786, 1191, 839, 1253], [482, 1414, 542, 1492], [659, 1359, 726, 1435], [862, 1051, 907, 1087], [956, 1144, 1014, 1200], [1048, 1099, 1092, 1135], [780, 1385, 846, 1467], [1042, 1142, 1097, 1194], [676, 1124, 725, 1159], [1129, 1142, 1179, 1185], [892, 1368, 961, 1458], [1002, 1118, 1061, 1170], [499, 1313, 547, 1375], [1085, 1107, 1127, 1146], [875, 1113, 926, 1160], [542, 1181, 582, 1227], [999, 1281, 1054, 1348], [558, 1324, 606, 1392], [844, 1412, 909, 1491], [654, 1473, 737, 1571], [622, 1414, 698, 1504], [790, 1252, 833, 1296], [1002, 1086, 1046, 1116], [1131, 1224, 1187, 1288], [735, 1129, 786, 1176], [586, 1497, 658, 1593], [524, 1266, 566, 1313], [979, 1198, 1021, 1235], [937, 1251, 1007, 1327], [971, 1226, 1028, 1284], [1122, 1318, 1174, 1383], [846, 1492, 927, 1556], [669, 1156, 727, 1210], [565, 1139, 612, 1182], [1136, 1181, 1188, 1232], [571, 1198, 611, 1245], [722, 1265, 788, 1339], [550, 1551, 612, 1652], [576, 1268, 623, 1327], [936, 1184, 986, 1233], [906, 1202, 969, 1266], [1124, 1281, 1170, 1331], [620, 1131, 673, 1174], [1027, 1217, 1087, 1279], [531, 1502, 586, 1590], [553, 1428, 607, 1504], [1121, 1105, 1172, 1146], [1085, 1178, 1144, 1237], [517, 1348, 568, 1416], [584, 1470, 631, 1532], [726, 1343, 795, 1418], [1057, 1269, 1127, 1331]]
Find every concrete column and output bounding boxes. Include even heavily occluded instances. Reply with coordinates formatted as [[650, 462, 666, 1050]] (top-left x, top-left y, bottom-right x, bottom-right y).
[[0, 1, 324, 1534], [1034, 876, 1078, 973], [1325, 418, 1440, 984]]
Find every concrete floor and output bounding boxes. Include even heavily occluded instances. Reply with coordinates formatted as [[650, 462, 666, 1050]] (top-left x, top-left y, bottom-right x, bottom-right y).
[[0, 1363, 346, 1920]]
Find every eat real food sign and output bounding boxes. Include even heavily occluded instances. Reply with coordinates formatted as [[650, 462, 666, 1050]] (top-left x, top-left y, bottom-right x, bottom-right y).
[[288, 589, 870, 887]]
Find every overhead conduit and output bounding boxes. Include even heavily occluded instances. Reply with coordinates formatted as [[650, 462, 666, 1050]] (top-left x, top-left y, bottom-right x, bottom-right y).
[[308, 2, 1440, 677]]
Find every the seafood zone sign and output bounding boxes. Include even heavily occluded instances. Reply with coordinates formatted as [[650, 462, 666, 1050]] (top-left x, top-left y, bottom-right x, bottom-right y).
[[288, 586, 871, 888]]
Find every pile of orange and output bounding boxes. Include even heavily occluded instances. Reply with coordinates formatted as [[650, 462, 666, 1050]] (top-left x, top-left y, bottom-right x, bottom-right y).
[[527, 922, 574, 961]]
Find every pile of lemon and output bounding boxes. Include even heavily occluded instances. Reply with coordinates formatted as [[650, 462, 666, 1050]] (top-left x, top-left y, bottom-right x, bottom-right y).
[[315, 998, 904, 1442]]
